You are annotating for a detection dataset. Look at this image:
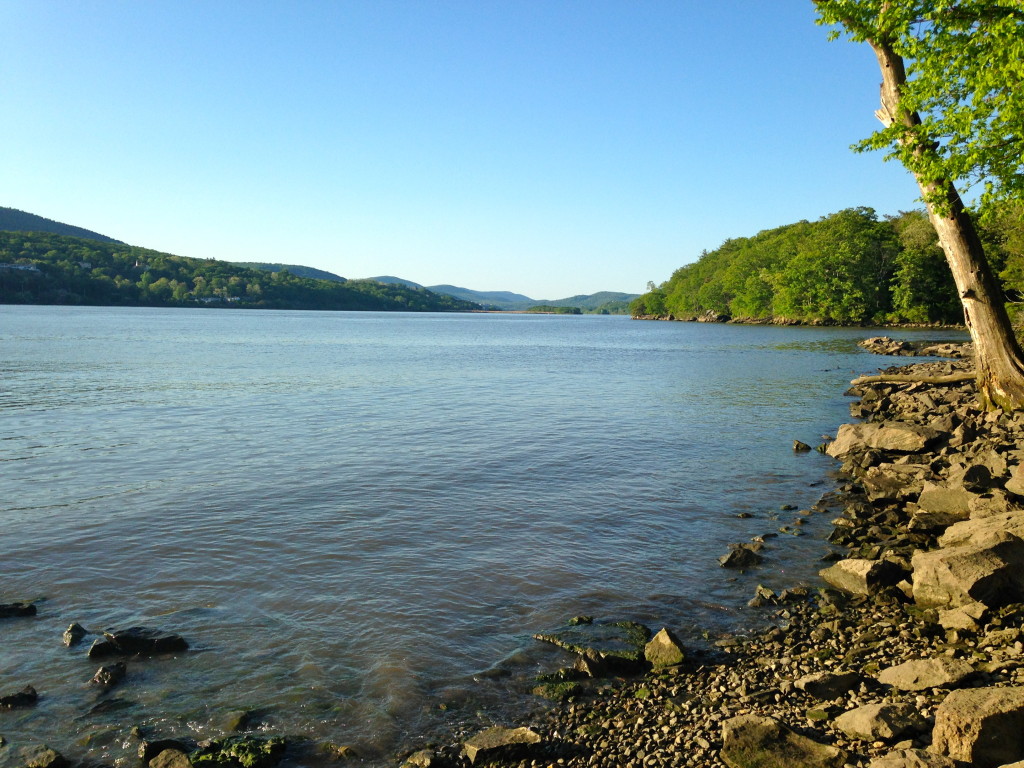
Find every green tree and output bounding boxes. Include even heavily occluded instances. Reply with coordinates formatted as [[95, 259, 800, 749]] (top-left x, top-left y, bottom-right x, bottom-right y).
[[815, 0, 1024, 409]]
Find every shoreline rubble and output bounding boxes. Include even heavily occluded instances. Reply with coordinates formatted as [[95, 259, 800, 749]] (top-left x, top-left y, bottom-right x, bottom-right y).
[[408, 342, 1024, 768]]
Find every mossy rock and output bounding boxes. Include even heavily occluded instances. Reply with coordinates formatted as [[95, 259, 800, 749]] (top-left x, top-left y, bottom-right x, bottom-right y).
[[533, 619, 652, 668], [532, 681, 581, 700], [190, 736, 286, 768]]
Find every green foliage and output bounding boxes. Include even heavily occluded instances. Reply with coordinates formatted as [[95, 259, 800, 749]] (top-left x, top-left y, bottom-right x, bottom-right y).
[[0, 232, 480, 312], [525, 305, 581, 314], [630, 207, 969, 325], [814, 1, 1024, 212]]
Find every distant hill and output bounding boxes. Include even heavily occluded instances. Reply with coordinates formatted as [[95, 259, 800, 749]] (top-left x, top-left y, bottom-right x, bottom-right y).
[[426, 285, 536, 309], [0, 206, 123, 244], [235, 262, 346, 283], [0, 230, 480, 313], [368, 275, 426, 289], [364, 278, 637, 313]]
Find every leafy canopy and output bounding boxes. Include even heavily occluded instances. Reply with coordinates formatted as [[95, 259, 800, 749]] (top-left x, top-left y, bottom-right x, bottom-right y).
[[815, 1, 1024, 210]]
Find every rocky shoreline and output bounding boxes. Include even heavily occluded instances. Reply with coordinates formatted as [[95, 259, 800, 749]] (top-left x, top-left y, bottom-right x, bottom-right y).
[[394, 340, 1024, 768], [9, 339, 1024, 768]]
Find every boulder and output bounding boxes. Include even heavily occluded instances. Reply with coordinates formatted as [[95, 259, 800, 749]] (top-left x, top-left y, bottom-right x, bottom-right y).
[[913, 482, 974, 527], [0, 685, 38, 709], [859, 337, 916, 356], [462, 727, 541, 765], [876, 657, 975, 691], [833, 702, 927, 741], [149, 750, 192, 768], [912, 531, 1024, 608], [795, 670, 863, 700], [826, 423, 940, 459], [644, 627, 685, 668], [400, 750, 437, 768], [1006, 464, 1024, 497], [939, 511, 1024, 548], [139, 740, 194, 765], [820, 558, 906, 596], [931, 686, 1024, 767], [720, 546, 763, 568], [89, 626, 189, 658], [867, 748, 961, 767], [720, 714, 847, 768]]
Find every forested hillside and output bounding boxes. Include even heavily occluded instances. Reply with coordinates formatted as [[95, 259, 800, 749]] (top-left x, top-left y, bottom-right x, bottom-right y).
[[630, 206, 1024, 325], [0, 232, 480, 312]]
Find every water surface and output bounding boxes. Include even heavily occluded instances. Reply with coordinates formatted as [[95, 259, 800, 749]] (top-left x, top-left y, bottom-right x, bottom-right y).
[[0, 307, 965, 764]]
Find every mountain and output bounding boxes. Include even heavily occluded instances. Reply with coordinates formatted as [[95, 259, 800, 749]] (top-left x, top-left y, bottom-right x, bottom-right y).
[[0, 206, 123, 244], [235, 262, 347, 282], [364, 278, 638, 313], [541, 291, 638, 312]]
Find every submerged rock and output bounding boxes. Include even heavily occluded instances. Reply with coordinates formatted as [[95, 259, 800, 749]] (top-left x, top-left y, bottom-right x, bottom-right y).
[[0, 602, 37, 619], [0, 685, 38, 709], [89, 626, 189, 659], [91, 661, 127, 687], [533, 619, 651, 670]]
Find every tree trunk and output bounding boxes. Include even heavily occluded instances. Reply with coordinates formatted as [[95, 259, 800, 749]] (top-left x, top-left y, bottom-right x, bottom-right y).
[[870, 38, 1024, 411]]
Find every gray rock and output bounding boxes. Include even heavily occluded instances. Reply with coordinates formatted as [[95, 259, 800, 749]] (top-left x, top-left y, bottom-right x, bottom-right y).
[[912, 531, 1024, 608], [1006, 464, 1024, 497], [720, 714, 847, 768], [400, 749, 437, 768], [931, 685, 1024, 767], [819, 558, 906, 596], [462, 726, 541, 765], [833, 702, 927, 741], [938, 511, 1024, 548], [876, 657, 974, 691], [644, 627, 685, 668], [795, 670, 863, 700], [913, 481, 973, 527]]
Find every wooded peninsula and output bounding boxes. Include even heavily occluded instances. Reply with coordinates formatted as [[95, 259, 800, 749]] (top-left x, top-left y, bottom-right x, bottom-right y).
[[630, 204, 1024, 326]]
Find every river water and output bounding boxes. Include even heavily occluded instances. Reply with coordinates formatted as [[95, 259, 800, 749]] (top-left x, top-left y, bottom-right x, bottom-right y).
[[0, 306, 965, 765]]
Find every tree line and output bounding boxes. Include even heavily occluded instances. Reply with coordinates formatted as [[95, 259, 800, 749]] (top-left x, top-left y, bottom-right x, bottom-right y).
[[0, 232, 480, 313], [629, 204, 1024, 326]]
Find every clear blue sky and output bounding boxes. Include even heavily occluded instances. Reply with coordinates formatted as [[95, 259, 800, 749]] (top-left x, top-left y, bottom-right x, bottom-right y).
[[2, 1, 922, 299]]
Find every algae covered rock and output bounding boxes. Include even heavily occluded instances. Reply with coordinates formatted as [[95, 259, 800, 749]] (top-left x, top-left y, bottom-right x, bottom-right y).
[[19, 746, 68, 768], [720, 714, 847, 768], [533, 619, 651, 670], [190, 736, 286, 768]]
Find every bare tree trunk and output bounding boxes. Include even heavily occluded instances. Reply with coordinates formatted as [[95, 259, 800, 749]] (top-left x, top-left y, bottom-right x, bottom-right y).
[[870, 38, 1024, 410]]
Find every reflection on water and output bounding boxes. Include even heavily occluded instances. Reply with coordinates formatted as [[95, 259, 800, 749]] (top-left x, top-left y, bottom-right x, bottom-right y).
[[0, 307, 967, 766]]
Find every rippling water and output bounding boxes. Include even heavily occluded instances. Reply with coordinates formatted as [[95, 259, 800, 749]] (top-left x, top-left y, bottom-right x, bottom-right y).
[[0, 307, 965, 764]]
